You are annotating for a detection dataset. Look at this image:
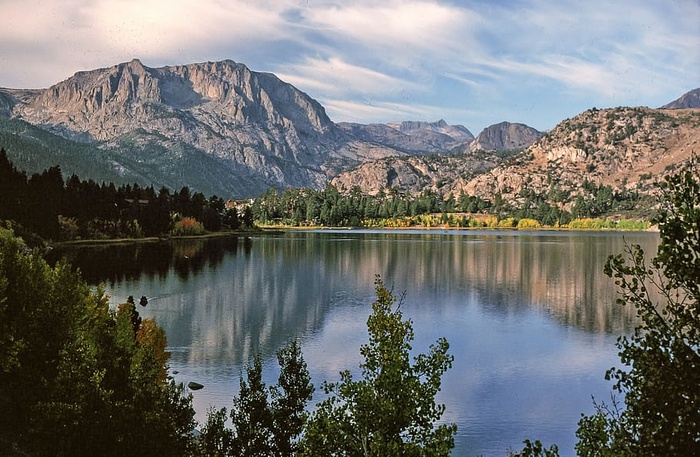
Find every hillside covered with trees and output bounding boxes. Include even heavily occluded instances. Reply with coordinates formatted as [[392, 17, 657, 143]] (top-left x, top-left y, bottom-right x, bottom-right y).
[[0, 148, 252, 243], [251, 180, 648, 230]]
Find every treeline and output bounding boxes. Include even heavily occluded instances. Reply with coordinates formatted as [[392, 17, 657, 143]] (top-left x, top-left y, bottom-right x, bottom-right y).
[[251, 180, 646, 228], [1, 145, 647, 240], [0, 148, 253, 242]]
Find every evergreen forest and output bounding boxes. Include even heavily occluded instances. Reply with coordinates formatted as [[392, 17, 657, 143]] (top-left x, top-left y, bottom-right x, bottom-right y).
[[1, 146, 650, 249]]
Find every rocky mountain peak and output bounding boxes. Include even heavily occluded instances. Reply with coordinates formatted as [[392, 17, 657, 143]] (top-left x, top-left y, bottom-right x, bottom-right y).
[[468, 121, 543, 152], [1, 59, 409, 197], [661, 88, 700, 109]]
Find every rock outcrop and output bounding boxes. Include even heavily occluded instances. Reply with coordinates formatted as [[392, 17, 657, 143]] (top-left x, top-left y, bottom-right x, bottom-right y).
[[457, 107, 700, 206], [468, 121, 543, 152], [661, 88, 700, 109]]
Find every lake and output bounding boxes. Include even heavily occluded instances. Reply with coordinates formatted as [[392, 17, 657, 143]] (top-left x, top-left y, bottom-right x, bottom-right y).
[[50, 229, 660, 456]]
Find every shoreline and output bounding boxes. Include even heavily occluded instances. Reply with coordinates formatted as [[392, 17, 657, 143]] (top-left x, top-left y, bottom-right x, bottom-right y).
[[48, 228, 279, 248], [46, 223, 658, 248], [258, 224, 658, 233]]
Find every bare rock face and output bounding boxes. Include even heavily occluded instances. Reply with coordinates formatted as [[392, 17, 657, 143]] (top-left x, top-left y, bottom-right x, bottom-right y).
[[454, 107, 700, 207], [338, 119, 473, 154], [3, 59, 403, 196], [331, 152, 504, 196], [468, 121, 543, 153], [661, 88, 700, 109]]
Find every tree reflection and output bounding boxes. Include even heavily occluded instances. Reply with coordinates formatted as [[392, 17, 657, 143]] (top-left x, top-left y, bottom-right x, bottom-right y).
[[46, 236, 240, 285]]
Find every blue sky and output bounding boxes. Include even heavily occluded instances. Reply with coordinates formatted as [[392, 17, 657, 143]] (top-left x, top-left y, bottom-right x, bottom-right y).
[[1, 0, 698, 133]]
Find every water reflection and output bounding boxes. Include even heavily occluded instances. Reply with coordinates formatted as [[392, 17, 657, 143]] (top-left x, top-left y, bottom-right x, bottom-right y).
[[47, 230, 660, 456], [47, 237, 242, 285], [48, 231, 659, 365]]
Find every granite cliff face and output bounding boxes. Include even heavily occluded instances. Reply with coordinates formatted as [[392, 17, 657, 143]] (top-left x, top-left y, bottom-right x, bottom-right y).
[[661, 88, 700, 109], [2, 59, 401, 196], [468, 121, 543, 152], [337, 119, 473, 154], [457, 107, 700, 207]]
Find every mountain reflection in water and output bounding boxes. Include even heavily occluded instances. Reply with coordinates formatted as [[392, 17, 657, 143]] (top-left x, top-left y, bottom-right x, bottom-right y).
[[47, 230, 660, 456]]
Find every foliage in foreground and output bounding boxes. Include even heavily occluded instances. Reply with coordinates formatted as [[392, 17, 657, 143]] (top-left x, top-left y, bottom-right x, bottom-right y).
[[512, 159, 699, 457], [301, 276, 457, 457], [197, 340, 314, 457], [509, 439, 560, 457], [0, 227, 195, 456], [574, 159, 700, 456], [197, 278, 456, 457]]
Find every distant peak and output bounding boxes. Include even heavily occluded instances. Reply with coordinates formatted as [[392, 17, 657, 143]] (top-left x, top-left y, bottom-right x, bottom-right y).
[[125, 58, 145, 68], [661, 88, 700, 109]]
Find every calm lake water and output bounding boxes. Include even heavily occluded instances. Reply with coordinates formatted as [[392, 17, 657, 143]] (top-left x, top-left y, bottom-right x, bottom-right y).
[[50, 229, 660, 456]]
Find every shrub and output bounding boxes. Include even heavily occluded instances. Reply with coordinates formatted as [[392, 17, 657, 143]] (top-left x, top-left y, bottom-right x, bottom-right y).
[[517, 218, 542, 229], [172, 217, 205, 236]]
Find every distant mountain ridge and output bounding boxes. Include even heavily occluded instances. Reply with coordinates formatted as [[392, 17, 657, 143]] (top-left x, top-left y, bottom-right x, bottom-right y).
[[387, 119, 474, 143], [0, 60, 698, 208], [1, 59, 408, 196], [337, 119, 473, 155]]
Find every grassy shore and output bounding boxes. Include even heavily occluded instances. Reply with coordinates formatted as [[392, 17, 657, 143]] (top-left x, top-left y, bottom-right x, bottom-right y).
[[259, 215, 654, 232]]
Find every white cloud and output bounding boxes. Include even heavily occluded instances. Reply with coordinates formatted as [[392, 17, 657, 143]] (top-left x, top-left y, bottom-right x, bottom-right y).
[[292, 0, 484, 79], [276, 56, 424, 98], [0, 0, 697, 127], [0, 0, 294, 87], [320, 98, 473, 124], [83, 0, 288, 56], [305, 1, 477, 51]]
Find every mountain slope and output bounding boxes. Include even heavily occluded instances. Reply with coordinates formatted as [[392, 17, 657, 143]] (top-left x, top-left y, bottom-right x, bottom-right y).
[[331, 151, 507, 195], [337, 119, 473, 155], [2, 60, 697, 207], [458, 107, 700, 208], [661, 88, 700, 109], [332, 106, 700, 213], [2, 59, 402, 197]]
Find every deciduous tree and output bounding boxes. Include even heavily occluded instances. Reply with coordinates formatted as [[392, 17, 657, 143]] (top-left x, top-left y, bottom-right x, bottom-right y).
[[575, 160, 700, 456], [302, 276, 457, 457]]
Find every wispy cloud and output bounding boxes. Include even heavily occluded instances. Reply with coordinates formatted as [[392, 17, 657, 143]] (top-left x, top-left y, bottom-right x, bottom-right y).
[[0, 0, 697, 130], [302, 1, 479, 59], [276, 57, 424, 98], [321, 98, 477, 125]]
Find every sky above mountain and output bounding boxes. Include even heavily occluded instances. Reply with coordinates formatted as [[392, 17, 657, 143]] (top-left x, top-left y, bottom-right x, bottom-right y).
[[1, 0, 698, 132]]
